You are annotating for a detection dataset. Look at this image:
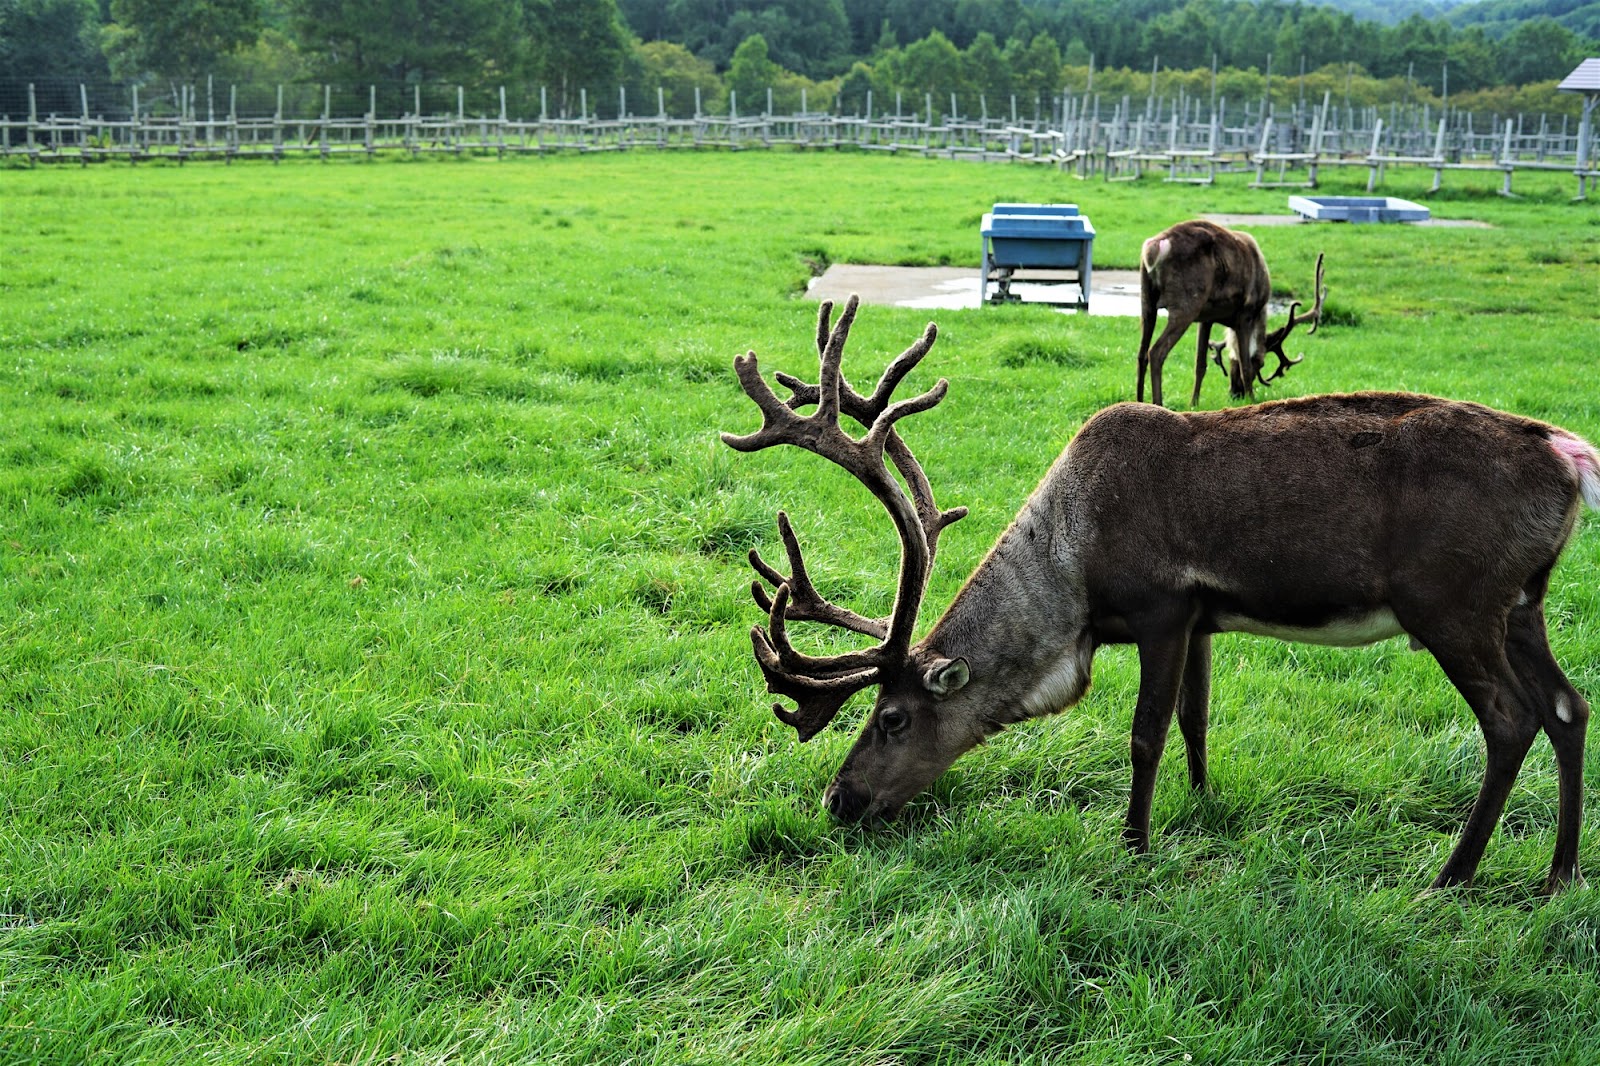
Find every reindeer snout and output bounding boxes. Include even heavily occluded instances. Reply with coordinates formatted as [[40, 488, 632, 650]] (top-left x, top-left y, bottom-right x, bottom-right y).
[[823, 779, 870, 823]]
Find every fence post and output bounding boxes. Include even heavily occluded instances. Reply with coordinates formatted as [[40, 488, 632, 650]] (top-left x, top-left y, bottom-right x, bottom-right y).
[[78, 83, 90, 165], [1576, 95, 1596, 200], [412, 84, 421, 155], [1501, 118, 1515, 197], [499, 85, 508, 155]]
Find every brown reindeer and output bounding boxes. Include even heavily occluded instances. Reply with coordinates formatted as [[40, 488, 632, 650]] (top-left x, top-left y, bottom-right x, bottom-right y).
[[1137, 219, 1325, 408], [725, 296, 1599, 893]]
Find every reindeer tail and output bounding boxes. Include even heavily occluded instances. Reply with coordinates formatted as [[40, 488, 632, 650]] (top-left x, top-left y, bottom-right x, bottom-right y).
[[1551, 432, 1600, 510]]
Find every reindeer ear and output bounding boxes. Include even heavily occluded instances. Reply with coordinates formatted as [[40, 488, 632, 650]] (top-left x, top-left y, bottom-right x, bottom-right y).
[[922, 657, 970, 696]]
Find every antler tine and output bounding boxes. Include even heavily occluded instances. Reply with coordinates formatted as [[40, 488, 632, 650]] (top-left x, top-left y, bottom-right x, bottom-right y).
[[720, 352, 814, 453], [815, 295, 861, 427], [776, 315, 965, 573], [1259, 254, 1324, 386], [764, 583, 894, 674], [1303, 252, 1326, 336], [1259, 299, 1305, 386], [1283, 253, 1326, 334], [886, 434, 967, 577], [750, 627, 878, 743], [782, 320, 940, 429], [863, 321, 940, 417], [815, 298, 834, 359], [748, 512, 889, 640], [1257, 350, 1303, 385]]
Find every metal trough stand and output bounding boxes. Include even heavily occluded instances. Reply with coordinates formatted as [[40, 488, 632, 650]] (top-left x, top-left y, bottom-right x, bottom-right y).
[[980, 202, 1096, 309]]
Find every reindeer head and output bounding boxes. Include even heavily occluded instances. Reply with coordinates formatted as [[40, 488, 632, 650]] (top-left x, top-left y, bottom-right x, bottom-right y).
[[1210, 252, 1326, 400], [722, 296, 980, 821]]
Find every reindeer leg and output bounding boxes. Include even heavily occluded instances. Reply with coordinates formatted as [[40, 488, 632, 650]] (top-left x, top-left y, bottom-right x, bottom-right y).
[[1503, 594, 1589, 893], [1142, 314, 1196, 410], [1411, 623, 1541, 890], [1125, 622, 1192, 851], [1190, 323, 1214, 408], [1136, 290, 1159, 404], [1177, 632, 1212, 791]]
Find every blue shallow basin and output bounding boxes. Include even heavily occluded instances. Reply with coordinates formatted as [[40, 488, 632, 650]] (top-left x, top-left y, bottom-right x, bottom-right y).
[[981, 204, 1095, 267], [1288, 195, 1430, 223], [980, 202, 1097, 308]]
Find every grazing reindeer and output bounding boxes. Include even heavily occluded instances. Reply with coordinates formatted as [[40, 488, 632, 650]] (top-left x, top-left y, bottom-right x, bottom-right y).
[[1137, 219, 1325, 408], [725, 296, 1599, 893]]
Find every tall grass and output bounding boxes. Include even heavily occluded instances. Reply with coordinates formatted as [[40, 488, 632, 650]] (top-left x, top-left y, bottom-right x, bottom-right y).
[[2, 152, 1599, 1064]]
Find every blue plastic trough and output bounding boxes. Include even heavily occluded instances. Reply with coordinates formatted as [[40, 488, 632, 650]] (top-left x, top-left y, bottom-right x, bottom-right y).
[[980, 203, 1096, 309], [1288, 195, 1430, 223]]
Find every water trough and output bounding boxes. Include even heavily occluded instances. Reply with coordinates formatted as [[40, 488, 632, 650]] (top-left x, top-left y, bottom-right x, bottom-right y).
[[980, 203, 1096, 309], [1288, 195, 1431, 223]]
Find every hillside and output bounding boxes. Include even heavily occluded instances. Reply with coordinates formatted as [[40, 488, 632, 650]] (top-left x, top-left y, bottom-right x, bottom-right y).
[[1300, 0, 1478, 24], [1448, 0, 1600, 39]]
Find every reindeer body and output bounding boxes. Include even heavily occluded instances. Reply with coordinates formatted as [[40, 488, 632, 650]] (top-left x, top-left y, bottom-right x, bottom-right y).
[[728, 301, 1596, 893], [1137, 220, 1320, 408]]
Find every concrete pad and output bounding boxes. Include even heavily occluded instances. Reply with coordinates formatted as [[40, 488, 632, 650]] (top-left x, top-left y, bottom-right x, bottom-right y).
[[807, 264, 1145, 315], [809, 211, 1491, 315]]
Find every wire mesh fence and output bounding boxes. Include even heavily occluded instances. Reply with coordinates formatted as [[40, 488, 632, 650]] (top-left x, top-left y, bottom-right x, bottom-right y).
[[3, 77, 1595, 198]]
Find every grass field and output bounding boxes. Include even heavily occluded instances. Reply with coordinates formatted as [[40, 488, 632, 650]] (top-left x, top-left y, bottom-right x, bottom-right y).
[[3, 151, 1600, 1064]]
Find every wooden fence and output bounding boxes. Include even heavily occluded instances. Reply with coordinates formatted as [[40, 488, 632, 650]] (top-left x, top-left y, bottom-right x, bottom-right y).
[[4, 81, 1595, 198]]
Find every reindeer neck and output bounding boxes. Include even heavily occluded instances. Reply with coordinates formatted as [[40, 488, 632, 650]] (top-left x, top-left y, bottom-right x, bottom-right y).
[[922, 487, 1092, 720]]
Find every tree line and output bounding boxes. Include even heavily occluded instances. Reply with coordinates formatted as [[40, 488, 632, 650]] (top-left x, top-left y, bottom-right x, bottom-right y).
[[2, 0, 1594, 119]]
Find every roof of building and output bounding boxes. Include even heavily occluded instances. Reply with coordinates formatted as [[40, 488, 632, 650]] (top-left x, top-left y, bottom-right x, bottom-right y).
[[1558, 58, 1600, 93]]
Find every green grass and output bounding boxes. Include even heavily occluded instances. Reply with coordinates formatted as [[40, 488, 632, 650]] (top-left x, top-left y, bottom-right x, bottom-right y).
[[2, 151, 1600, 1065]]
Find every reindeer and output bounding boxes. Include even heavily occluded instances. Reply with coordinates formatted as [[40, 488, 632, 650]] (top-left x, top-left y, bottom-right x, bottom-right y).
[[724, 296, 1599, 894], [1137, 219, 1325, 408]]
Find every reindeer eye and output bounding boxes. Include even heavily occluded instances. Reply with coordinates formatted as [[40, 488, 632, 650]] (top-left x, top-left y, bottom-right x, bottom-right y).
[[879, 707, 909, 735]]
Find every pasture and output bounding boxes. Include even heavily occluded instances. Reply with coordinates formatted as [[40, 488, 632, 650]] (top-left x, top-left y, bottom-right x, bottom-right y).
[[2, 152, 1599, 1064]]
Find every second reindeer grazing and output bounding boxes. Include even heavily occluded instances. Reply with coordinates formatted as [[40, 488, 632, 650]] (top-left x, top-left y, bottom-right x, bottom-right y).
[[1136, 219, 1325, 408], [725, 295, 1599, 894]]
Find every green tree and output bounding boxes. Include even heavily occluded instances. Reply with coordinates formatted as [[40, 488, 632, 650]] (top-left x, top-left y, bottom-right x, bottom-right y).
[[834, 59, 880, 113], [1144, 2, 1217, 73], [962, 30, 1011, 107], [891, 29, 965, 102], [289, 0, 520, 86], [527, 0, 630, 111], [1006, 30, 1062, 104], [952, 0, 1022, 48], [1377, 13, 1447, 83], [0, 0, 104, 79], [0, 0, 107, 115], [722, 0, 848, 78], [1495, 17, 1581, 87], [1444, 26, 1496, 94], [726, 32, 781, 108], [106, 0, 262, 79], [626, 38, 722, 116]]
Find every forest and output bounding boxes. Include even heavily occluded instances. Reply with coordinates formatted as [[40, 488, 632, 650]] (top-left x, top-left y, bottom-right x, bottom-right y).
[[2, 0, 1595, 118]]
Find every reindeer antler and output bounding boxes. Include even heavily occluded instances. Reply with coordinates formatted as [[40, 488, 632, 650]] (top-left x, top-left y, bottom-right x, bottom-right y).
[[1260, 252, 1326, 385], [721, 296, 965, 741], [1298, 252, 1327, 338]]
